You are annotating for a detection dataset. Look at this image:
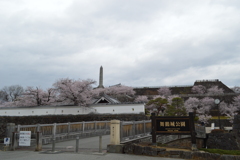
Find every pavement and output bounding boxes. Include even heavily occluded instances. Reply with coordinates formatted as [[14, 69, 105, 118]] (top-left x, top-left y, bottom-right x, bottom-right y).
[[0, 135, 184, 160]]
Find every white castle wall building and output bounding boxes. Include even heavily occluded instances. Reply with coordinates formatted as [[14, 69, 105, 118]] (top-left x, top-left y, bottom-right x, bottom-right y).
[[0, 103, 145, 116]]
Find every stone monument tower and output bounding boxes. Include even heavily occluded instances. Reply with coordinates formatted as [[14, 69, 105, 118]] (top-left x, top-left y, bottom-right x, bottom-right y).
[[97, 66, 104, 88]]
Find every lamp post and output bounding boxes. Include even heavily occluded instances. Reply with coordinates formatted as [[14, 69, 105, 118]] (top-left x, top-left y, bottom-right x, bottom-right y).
[[215, 99, 221, 130]]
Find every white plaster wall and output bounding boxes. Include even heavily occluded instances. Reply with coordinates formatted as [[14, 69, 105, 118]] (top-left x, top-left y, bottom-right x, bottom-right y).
[[92, 103, 145, 114], [0, 103, 145, 116], [0, 106, 93, 116]]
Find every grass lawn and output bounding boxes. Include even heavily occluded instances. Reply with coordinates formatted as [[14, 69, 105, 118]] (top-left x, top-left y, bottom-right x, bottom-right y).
[[200, 148, 240, 155], [211, 116, 229, 119]]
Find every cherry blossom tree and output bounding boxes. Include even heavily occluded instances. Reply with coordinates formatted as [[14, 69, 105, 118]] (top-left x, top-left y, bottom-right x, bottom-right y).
[[158, 87, 171, 97], [105, 85, 135, 96], [219, 102, 237, 123], [134, 96, 148, 103], [191, 85, 206, 94], [53, 78, 96, 106], [207, 86, 224, 94], [184, 97, 200, 112], [145, 97, 168, 116], [233, 95, 240, 109], [184, 97, 214, 123], [16, 87, 56, 106]]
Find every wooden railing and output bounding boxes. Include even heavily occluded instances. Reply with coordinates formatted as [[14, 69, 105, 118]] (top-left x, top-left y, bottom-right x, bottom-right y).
[[15, 121, 110, 144], [120, 120, 151, 143], [16, 121, 110, 135]]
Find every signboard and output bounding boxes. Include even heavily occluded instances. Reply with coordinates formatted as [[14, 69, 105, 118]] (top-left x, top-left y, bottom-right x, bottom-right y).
[[151, 112, 196, 146], [156, 117, 191, 134], [4, 137, 10, 145], [19, 131, 31, 146]]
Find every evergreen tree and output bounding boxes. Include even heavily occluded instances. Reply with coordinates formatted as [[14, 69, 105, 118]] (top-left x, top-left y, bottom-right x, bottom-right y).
[[165, 97, 187, 116]]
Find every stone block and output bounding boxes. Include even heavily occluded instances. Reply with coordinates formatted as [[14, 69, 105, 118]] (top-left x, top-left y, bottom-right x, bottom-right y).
[[220, 155, 238, 160], [123, 144, 134, 154], [133, 145, 143, 155], [158, 151, 169, 157], [180, 151, 193, 159], [107, 144, 124, 153], [143, 146, 157, 156]]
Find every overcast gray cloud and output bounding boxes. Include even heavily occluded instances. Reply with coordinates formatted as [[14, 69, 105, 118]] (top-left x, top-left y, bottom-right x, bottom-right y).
[[1, 0, 240, 89]]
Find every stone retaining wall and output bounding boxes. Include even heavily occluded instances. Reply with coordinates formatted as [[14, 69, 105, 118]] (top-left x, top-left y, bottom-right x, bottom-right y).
[[207, 133, 239, 150]]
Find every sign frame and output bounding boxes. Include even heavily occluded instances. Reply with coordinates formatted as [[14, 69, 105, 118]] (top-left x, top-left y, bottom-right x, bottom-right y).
[[151, 112, 196, 146]]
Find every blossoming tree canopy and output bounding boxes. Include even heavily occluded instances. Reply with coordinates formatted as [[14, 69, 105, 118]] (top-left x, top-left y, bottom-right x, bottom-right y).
[[191, 85, 206, 94], [53, 78, 96, 106], [134, 95, 148, 103], [16, 87, 56, 107], [157, 87, 171, 97], [207, 85, 224, 94]]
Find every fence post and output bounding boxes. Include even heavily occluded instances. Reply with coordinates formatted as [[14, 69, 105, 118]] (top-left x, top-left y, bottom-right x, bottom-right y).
[[110, 120, 120, 145], [143, 120, 146, 136], [82, 121, 85, 133], [37, 124, 40, 132], [67, 122, 71, 137], [11, 132, 17, 151], [132, 121, 136, 139], [105, 121, 108, 134], [17, 125, 21, 132], [94, 121, 97, 132], [35, 132, 42, 151], [6, 123, 15, 139], [52, 123, 56, 152]]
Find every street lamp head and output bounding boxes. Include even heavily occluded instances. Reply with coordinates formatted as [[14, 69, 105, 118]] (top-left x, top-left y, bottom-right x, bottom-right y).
[[215, 99, 220, 105]]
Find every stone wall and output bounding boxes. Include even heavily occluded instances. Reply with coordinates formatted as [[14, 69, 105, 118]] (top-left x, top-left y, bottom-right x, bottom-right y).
[[165, 137, 204, 149], [206, 133, 239, 150], [0, 114, 149, 139]]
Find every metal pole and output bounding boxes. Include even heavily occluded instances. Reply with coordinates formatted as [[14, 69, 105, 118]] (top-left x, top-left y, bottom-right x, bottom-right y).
[[75, 136, 79, 153], [52, 138, 55, 152], [218, 104, 222, 130], [99, 135, 102, 153]]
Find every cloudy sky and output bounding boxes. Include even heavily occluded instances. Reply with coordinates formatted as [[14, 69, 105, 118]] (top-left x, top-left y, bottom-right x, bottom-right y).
[[1, 0, 240, 89]]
